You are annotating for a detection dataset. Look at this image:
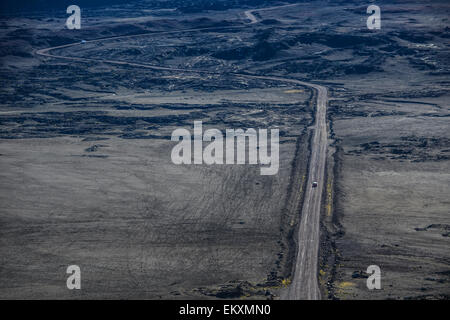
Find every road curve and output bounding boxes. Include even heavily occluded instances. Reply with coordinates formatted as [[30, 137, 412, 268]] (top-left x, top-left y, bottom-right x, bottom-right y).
[[248, 76, 327, 300], [244, 9, 258, 24], [36, 6, 328, 300]]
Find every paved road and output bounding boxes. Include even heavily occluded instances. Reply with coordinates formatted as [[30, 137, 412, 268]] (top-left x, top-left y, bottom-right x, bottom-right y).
[[248, 76, 327, 300], [244, 9, 258, 24], [244, 3, 299, 24], [36, 5, 328, 300], [281, 82, 327, 300]]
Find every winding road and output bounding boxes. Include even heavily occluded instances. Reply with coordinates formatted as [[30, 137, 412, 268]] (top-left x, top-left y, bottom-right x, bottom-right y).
[[36, 4, 328, 300]]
